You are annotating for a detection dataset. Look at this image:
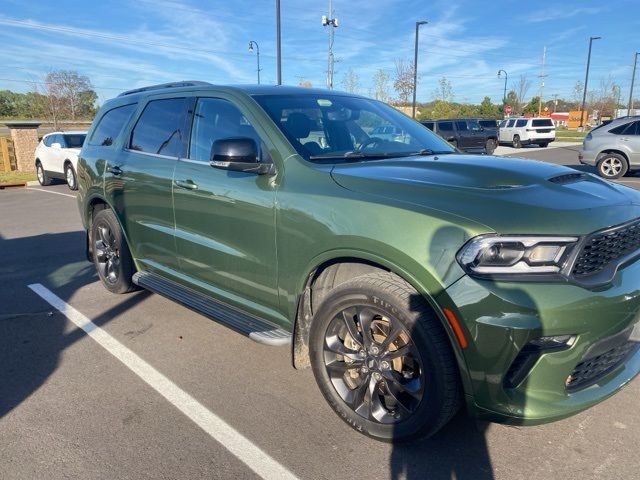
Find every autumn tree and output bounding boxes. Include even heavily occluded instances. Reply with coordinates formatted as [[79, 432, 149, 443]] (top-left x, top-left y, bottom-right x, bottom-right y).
[[431, 77, 453, 102], [369, 69, 390, 102], [340, 68, 360, 94], [512, 75, 531, 112], [393, 59, 415, 104]]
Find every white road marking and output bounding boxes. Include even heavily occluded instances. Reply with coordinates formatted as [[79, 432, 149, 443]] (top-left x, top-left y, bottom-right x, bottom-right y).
[[26, 187, 76, 198], [28, 283, 298, 480]]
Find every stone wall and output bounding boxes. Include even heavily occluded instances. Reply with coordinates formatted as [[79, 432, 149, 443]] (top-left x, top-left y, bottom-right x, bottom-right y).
[[6, 125, 40, 172]]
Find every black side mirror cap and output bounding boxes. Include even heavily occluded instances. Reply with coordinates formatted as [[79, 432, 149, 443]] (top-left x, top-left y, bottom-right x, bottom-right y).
[[209, 137, 274, 175]]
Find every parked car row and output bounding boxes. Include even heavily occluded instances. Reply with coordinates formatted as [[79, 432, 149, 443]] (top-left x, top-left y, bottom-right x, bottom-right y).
[[421, 118, 498, 154]]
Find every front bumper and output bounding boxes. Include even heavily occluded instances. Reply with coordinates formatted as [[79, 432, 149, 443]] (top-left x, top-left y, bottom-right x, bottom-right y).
[[443, 256, 640, 425]]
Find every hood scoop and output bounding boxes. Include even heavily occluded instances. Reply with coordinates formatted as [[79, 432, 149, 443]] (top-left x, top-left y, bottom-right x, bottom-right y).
[[548, 172, 588, 184]]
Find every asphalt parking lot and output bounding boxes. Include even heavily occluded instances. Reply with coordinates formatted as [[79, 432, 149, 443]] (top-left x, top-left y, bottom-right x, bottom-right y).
[[1, 147, 638, 480]]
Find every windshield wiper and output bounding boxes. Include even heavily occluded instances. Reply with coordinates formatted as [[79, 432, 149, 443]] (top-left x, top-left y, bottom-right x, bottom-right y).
[[406, 149, 456, 156]]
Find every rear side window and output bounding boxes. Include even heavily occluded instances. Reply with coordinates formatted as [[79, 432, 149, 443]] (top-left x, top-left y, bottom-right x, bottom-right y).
[[130, 98, 187, 157], [89, 103, 136, 147], [438, 121, 453, 131], [516, 119, 527, 127], [532, 119, 554, 127], [63, 134, 86, 148], [610, 122, 638, 135], [455, 121, 468, 131]]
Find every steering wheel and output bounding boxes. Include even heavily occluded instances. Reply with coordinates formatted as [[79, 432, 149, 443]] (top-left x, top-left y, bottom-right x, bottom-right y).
[[357, 136, 386, 151]]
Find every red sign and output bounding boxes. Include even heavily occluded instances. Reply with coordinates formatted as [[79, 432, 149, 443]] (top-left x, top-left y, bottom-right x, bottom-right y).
[[505, 105, 513, 115]]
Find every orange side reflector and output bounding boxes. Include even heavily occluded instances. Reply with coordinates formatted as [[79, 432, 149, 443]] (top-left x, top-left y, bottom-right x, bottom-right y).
[[443, 308, 468, 349]]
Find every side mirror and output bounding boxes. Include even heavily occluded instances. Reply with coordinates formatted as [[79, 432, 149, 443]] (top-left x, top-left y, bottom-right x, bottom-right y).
[[209, 137, 274, 175], [51, 142, 62, 149]]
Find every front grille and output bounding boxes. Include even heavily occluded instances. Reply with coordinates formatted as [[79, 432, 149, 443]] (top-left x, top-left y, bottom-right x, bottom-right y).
[[572, 219, 640, 277], [566, 341, 639, 392]]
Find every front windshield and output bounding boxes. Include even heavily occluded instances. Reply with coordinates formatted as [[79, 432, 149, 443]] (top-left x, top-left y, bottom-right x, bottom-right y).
[[252, 94, 455, 161]]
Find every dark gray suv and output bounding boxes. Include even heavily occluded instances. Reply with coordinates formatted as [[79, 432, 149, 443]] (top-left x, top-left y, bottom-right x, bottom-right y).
[[421, 118, 498, 154]]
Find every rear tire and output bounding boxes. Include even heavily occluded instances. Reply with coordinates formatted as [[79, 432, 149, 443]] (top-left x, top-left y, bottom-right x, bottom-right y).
[[539, 142, 549, 148], [91, 209, 136, 294], [485, 138, 496, 154], [597, 153, 627, 179], [36, 161, 51, 186], [512, 135, 522, 149], [65, 163, 78, 191], [309, 272, 461, 442]]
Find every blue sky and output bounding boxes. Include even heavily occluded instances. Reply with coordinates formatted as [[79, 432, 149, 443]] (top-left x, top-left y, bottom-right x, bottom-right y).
[[1, 0, 639, 106]]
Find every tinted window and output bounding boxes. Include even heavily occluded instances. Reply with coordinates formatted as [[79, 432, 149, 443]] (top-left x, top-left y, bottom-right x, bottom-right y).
[[506, 120, 515, 127], [499, 120, 507, 128], [627, 122, 640, 135], [532, 119, 554, 127], [63, 134, 86, 148], [89, 103, 136, 147], [455, 121, 468, 131], [609, 122, 633, 135], [189, 98, 261, 162], [422, 122, 435, 131], [480, 120, 497, 128], [43, 135, 54, 147], [130, 98, 186, 157], [438, 121, 454, 131], [516, 119, 527, 127]]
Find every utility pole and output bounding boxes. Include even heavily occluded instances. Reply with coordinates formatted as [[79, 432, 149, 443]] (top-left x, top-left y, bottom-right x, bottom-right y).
[[538, 46, 547, 116], [322, 0, 338, 89], [276, 0, 281, 85], [412, 20, 428, 119], [628, 52, 639, 115], [579, 36, 601, 130]]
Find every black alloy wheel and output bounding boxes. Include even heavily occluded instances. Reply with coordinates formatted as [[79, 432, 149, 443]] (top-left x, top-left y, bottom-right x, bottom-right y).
[[310, 272, 461, 441], [485, 138, 496, 154], [91, 209, 136, 294], [512, 135, 522, 148]]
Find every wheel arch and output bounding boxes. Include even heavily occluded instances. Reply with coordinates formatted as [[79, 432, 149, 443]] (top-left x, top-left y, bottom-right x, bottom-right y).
[[290, 254, 472, 395], [598, 149, 629, 163], [84, 195, 135, 267]]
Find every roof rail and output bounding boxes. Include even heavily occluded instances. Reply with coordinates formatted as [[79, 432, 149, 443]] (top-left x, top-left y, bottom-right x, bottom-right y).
[[117, 81, 212, 97]]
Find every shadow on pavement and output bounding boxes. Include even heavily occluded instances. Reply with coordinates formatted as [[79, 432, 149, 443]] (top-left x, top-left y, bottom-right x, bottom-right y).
[[0, 230, 147, 418]]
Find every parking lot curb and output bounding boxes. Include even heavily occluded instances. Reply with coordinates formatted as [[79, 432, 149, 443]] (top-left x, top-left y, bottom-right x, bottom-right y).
[[26, 180, 40, 186], [0, 182, 27, 189]]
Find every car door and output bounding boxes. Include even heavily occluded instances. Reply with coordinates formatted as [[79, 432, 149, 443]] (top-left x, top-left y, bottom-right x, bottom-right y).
[[172, 96, 280, 318], [618, 121, 640, 165], [455, 121, 472, 149], [467, 120, 485, 149], [105, 96, 188, 276], [50, 134, 66, 174], [436, 121, 455, 145]]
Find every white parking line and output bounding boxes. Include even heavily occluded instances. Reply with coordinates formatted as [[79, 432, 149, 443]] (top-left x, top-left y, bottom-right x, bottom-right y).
[[26, 187, 76, 198], [28, 283, 298, 480]]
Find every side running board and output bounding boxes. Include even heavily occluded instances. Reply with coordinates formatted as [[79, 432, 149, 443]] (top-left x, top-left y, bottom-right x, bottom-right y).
[[132, 271, 291, 347]]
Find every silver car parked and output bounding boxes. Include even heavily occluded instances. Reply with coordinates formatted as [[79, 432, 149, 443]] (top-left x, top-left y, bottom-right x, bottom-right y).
[[579, 116, 640, 179]]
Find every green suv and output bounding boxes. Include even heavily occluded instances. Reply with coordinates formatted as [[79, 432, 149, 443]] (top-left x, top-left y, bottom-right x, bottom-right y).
[[77, 82, 640, 441]]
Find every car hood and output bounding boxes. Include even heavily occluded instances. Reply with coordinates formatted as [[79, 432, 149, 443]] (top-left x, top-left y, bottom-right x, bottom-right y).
[[329, 154, 640, 235]]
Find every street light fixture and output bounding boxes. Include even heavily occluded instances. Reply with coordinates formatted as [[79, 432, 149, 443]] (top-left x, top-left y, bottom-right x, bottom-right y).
[[412, 20, 428, 119], [628, 52, 639, 115], [579, 36, 601, 129], [497, 69, 508, 109], [248, 40, 261, 84]]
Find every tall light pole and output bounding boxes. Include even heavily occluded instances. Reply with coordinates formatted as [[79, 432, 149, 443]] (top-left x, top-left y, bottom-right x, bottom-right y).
[[497, 69, 508, 106], [628, 52, 639, 115], [579, 36, 601, 129], [412, 20, 427, 119], [248, 41, 261, 84], [276, 0, 281, 85], [322, 0, 338, 89]]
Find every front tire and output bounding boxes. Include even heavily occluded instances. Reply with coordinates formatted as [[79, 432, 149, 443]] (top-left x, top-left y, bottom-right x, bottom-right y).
[[91, 209, 136, 294], [597, 153, 627, 179], [309, 272, 461, 442], [35, 161, 51, 186], [539, 142, 549, 148], [512, 135, 522, 148], [65, 163, 78, 191]]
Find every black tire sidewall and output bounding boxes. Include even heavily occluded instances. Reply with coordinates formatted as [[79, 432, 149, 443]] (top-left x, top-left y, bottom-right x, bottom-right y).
[[91, 209, 135, 294], [309, 281, 453, 441], [513, 135, 521, 148], [485, 139, 496, 154], [36, 162, 49, 186]]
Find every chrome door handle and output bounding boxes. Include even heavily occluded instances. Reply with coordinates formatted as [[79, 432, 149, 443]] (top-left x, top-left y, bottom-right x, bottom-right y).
[[174, 179, 198, 190], [107, 165, 123, 175]]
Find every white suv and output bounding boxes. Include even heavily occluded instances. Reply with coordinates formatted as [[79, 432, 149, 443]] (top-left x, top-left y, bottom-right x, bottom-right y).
[[498, 117, 555, 148], [34, 131, 87, 190]]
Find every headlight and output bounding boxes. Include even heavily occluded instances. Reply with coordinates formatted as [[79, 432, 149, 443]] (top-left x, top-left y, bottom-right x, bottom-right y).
[[457, 235, 579, 277]]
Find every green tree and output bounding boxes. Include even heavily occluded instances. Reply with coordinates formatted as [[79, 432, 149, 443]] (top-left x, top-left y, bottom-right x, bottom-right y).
[[478, 96, 497, 117], [523, 96, 541, 114]]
